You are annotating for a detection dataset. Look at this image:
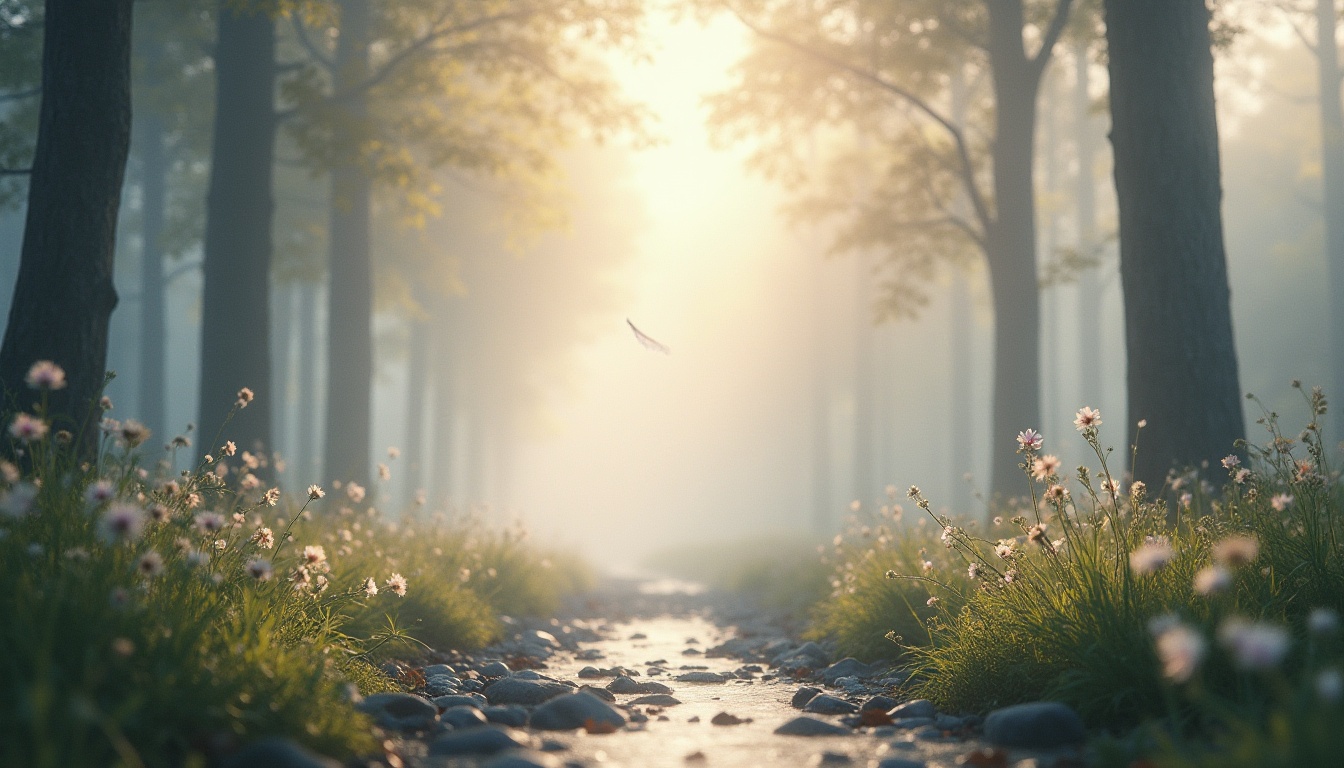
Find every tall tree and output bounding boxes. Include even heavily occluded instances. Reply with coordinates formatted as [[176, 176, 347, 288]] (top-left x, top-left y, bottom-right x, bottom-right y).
[[1103, 0, 1244, 483], [197, 2, 276, 456], [0, 0, 133, 452], [1310, 0, 1344, 451]]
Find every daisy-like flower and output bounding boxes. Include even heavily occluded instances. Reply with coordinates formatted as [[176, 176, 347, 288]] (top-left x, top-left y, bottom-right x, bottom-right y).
[[1045, 484, 1070, 504], [0, 460, 18, 485], [1212, 535, 1259, 568], [920, 560, 934, 574], [1003, 569, 1018, 583], [250, 527, 275, 549], [884, 569, 898, 579], [85, 480, 116, 506], [1218, 617, 1291, 670], [363, 577, 378, 597], [385, 573, 408, 597], [239, 473, 261, 491], [967, 563, 980, 579], [458, 567, 472, 583], [377, 463, 391, 481], [1180, 492, 1193, 510], [1031, 454, 1061, 482], [119, 420, 150, 448], [194, 512, 225, 534], [98, 503, 146, 543], [1073, 406, 1102, 432], [1233, 468, 1250, 484], [147, 503, 171, 524], [0, 482, 38, 519], [246, 558, 273, 581], [1129, 539, 1175, 575], [345, 482, 366, 504], [995, 540, 1016, 560], [302, 545, 327, 568], [1101, 478, 1122, 498], [100, 417, 121, 435], [222, 440, 237, 457], [926, 596, 939, 607], [307, 484, 325, 500], [263, 488, 280, 507], [992, 516, 1003, 526], [387, 446, 401, 459], [136, 551, 164, 578], [25, 360, 66, 390], [1154, 623, 1206, 683], [235, 387, 254, 408], [1016, 429, 1044, 452], [99, 395, 113, 410], [1221, 455, 1241, 470], [1193, 565, 1232, 596], [9, 413, 48, 443], [1271, 493, 1293, 512]]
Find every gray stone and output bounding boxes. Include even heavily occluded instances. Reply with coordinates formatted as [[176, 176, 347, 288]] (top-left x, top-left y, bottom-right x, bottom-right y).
[[819, 658, 871, 685], [628, 694, 682, 706], [578, 685, 616, 702], [483, 705, 529, 727], [428, 725, 529, 756], [773, 641, 830, 669], [934, 714, 964, 730], [675, 671, 728, 683], [484, 678, 574, 706], [219, 737, 341, 768], [424, 675, 461, 696], [774, 716, 852, 736], [861, 696, 899, 712], [804, 694, 859, 715], [875, 759, 925, 768], [424, 663, 458, 678], [478, 660, 511, 677], [461, 678, 485, 692], [355, 692, 438, 730], [812, 753, 852, 765], [530, 691, 627, 731], [440, 705, 489, 729], [983, 701, 1085, 749], [483, 751, 564, 768], [433, 693, 487, 710], [607, 676, 673, 695], [792, 686, 822, 709], [890, 717, 935, 730], [886, 699, 937, 720]]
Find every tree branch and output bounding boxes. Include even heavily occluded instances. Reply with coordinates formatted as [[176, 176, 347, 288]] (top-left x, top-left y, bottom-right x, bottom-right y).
[[291, 14, 335, 73], [1029, 0, 1076, 78], [0, 87, 39, 103], [0, 167, 32, 175], [727, 5, 993, 234]]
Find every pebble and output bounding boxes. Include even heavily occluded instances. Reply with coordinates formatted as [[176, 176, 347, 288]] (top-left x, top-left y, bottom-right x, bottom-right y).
[[439, 705, 489, 729], [428, 725, 530, 756], [482, 705, 530, 727], [803, 694, 859, 715], [607, 676, 673, 695], [774, 716, 853, 736], [478, 660, 511, 677], [791, 686, 823, 709], [484, 678, 575, 707], [887, 699, 937, 720], [983, 701, 1085, 748], [355, 692, 438, 731], [819, 657, 871, 685], [875, 759, 926, 768], [579, 684, 617, 702], [424, 663, 458, 678], [710, 711, 751, 725], [811, 752, 852, 765], [433, 693, 487, 710], [675, 671, 728, 683], [219, 737, 341, 768], [628, 694, 682, 706], [861, 696, 900, 712], [530, 691, 627, 731]]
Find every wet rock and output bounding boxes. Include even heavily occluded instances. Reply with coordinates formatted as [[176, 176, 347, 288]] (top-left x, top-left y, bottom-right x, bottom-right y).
[[424, 675, 461, 696], [355, 692, 438, 730], [983, 701, 1085, 749], [575, 648, 605, 661], [833, 676, 866, 694], [792, 686, 823, 709], [804, 694, 859, 715], [478, 660, 511, 677], [682, 648, 703, 655], [440, 705, 489, 729], [630, 632, 648, 640], [428, 725, 529, 756], [875, 759, 925, 768], [861, 696, 899, 712], [433, 693, 487, 710], [773, 641, 830, 670], [482, 705, 529, 727], [710, 711, 752, 726], [460, 678, 485, 693], [579, 685, 616, 702], [675, 671, 728, 683], [774, 716, 852, 736], [219, 737, 341, 768], [890, 717, 935, 730], [607, 676, 673, 695], [424, 663, 458, 677], [482, 751, 563, 768], [538, 738, 568, 751], [484, 678, 574, 706], [887, 699, 937, 720], [629, 694, 682, 706], [934, 714, 964, 730], [530, 691, 627, 731], [811, 753, 852, 765], [819, 658, 871, 685]]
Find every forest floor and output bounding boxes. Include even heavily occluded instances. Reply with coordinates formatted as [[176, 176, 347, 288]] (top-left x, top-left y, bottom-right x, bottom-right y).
[[368, 576, 1089, 768]]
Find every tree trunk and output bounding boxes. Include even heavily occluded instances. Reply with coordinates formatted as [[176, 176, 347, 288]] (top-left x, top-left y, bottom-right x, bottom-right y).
[[198, 3, 275, 457], [852, 251, 875, 505], [295, 280, 321, 481], [1103, 0, 1245, 484], [1040, 67, 1061, 446], [1074, 41, 1102, 407], [138, 109, 167, 439], [1316, 0, 1344, 454], [403, 312, 428, 507], [322, 0, 373, 486], [985, 0, 1044, 499], [431, 300, 457, 505], [0, 0, 133, 454]]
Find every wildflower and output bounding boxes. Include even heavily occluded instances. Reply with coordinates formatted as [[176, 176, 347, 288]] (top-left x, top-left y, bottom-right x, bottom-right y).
[[1045, 484, 1069, 503], [99, 395, 113, 410], [967, 563, 980, 579], [312, 574, 329, 594], [159, 479, 180, 497], [921, 560, 934, 574], [222, 441, 237, 457], [1309, 608, 1340, 635], [171, 435, 191, 449], [1032, 455, 1061, 481], [119, 420, 150, 447], [1130, 480, 1147, 501], [1233, 468, 1250, 484], [9, 413, 48, 443], [1073, 407, 1102, 432], [194, 512, 225, 534], [147, 503, 170, 524], [1129, 539, 1175, 575], [1271, 493, 1293, 512], [414, 489, 427, 506], [1318, 669, 1343, 702], [907, 485, 920, 499], [992, 516, 1003, 526], [25, 360, 66, 390], [1101, 478, 1121, 498], [1016, 429, 1044, 452], [250, 527, 275, 549], [377, 463, 391, 481], [346, 482, 366, 503], [1212, 535, 1259, 568], [307, 484, 324, 500], [290, 567, 311, 588], [926, 596, 939, 607], [1180, 492, 1193, 510], [85, 480, 116, 506], [101, 417, 122, 435], [1218, 617, 1291, 670], [263, 487, 280, 507], [0, 483, 39, 518], [246, 558, 273, 581], [111, 637, 134, 657], [1028, 524, 1049, 547], [363, 577, 378, 597], [1193, 566, 1232, 595], [214, 538, 227, 551], [385, 573, 408, 597], [1296, 459, 1318, 482], [136, 551, 164, 578], [239, 473, 261, 491], [1003, 569, 1018, 583], [995, 540, 1016, 559], [98, 503, 145, 543], [235, 387, 254, 408], [302, 545, 327, 568], [1221, 455, 1240, 470], [185, 549, 210, 568], [458, 567, 471, 582], [184, 492, 202, 509], [1154, 623, 1206, 683]]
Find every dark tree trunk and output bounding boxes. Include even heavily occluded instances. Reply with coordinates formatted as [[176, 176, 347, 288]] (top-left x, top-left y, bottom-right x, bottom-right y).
[[1316, 0, 1344, 452], [403, 313, 429, 507], [198, 3, 276, 457], [985, 0, 1044, 499], [1103, 0, 1245, 484], [322, 0, 373, 486], [0, 0, 133, 453], [1073, 41, 1102, 406], [138, 109, 167, 438], [431, 300, 457, 505]]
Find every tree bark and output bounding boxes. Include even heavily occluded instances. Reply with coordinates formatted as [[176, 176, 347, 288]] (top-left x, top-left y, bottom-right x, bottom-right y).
[[403, 312, 428, 506], [198, 3, 276, 457], [1103, 0, 1245, 484], [1316, 0, 1344, 453], [0, 0, 133, 454], [322, 0, 373, 486], [1073, 41, 1102, 407], [137, 109, 167, 439]]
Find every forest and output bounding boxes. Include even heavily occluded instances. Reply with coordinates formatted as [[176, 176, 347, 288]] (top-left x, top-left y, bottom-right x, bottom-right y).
[[2, 0, 1343, 767]]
